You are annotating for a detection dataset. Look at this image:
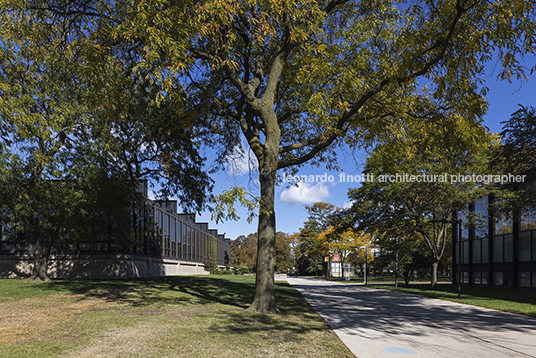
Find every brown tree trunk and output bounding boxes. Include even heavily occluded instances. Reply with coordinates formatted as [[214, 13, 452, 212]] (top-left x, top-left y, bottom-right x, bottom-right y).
[[246, 170, 279, 314], [431, 259, 439, 289], [404, 269, 411, 285], [29, 238, 51, 282]]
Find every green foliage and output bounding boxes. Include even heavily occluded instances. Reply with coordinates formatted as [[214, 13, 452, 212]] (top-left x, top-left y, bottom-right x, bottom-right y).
[[274, 232, 296, 271], [231, 233, 258, 271], [296, 203, 337, 258], [6, 0, 536, 308], [205, 235, 219, 274], [492, 105, 536, 215], [496, 105, 536, 173], [348, 123, 495, 286], [305, 255, 325, 276], [230, 231, 295, 272], [234, 263, 250, 275], [211, 187, 261, 224]]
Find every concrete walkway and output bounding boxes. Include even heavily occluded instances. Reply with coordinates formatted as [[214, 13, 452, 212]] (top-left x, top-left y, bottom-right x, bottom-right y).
[[287, 276, 536, 358]]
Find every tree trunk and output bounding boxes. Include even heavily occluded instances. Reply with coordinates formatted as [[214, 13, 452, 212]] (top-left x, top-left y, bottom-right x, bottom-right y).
[[29, 238, 51, 282], [246, 167, 279, 314], [404, 269, 410, 285], [431, 259, 439, 289]]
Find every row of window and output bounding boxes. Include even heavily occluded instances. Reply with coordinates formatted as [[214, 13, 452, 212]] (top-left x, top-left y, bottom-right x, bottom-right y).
[[0, 201, 230, 267], [153, 206, 228, 266], [462, 198, 536, 239], [463, 271, 536, 288], [458, 229, 536, 264]]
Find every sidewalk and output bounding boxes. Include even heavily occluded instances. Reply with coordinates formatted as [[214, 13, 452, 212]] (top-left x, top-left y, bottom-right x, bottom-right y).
[[287, 276, 536, 358]]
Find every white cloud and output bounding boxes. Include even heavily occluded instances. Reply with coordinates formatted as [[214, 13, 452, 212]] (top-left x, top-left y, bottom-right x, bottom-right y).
[[280, 182, 330, 205], [342, 200, 356, 209]]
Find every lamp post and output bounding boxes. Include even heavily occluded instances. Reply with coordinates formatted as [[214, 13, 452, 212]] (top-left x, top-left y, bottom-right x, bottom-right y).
[[395, 237, 399, 290], [455, 218, 462, 299], [359, 246, 367, 285]]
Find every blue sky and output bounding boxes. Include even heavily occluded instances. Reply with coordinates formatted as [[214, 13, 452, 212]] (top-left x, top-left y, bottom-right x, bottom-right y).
[[161, 62, 536, 240]]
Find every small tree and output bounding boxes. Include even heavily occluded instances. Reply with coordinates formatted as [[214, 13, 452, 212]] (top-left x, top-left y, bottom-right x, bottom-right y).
[[204, 235, 219, 274]]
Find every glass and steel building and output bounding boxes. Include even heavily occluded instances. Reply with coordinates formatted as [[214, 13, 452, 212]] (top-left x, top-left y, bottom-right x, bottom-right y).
[[453, 194, 536, 289]]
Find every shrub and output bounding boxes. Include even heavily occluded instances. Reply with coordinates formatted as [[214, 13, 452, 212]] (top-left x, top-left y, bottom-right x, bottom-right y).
[[234, 263, 250, 275]]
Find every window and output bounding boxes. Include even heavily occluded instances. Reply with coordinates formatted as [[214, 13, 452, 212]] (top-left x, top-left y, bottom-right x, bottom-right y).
[[462, 241, 469, 264], [332, 262, 341, 273], [462, 272, 469, 284], [171, 218, 175, 243], [493, 235, 503, 263], [188, 225, 192, 260], [164, 214, 169, 238], [518, 231, 531, 261], [521, 209, 536, 231], [494, 272, 503, 286], [519, 272, 531, 287], [482, 272, 488, 285], [504, 234, 513, 262], [458, 209, 470, 240], [482, 237, 489, 263], [533, 234, 536, 262], [472, 239, 481, 264], [156, 210, 163, 229], [475, 198, 489, 239], [473, 272, 481, 285], [495, 213, 513, 235]]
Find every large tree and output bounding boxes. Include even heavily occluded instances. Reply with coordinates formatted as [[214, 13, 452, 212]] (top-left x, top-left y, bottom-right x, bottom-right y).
[[0, 1, 98, 280], [123, 0, 535, 312], [0, 0, 213, 280], [12, 0, 535, 307]]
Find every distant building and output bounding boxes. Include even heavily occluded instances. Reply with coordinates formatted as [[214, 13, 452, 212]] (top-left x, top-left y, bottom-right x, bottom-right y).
[[0, 181, 231, 279]]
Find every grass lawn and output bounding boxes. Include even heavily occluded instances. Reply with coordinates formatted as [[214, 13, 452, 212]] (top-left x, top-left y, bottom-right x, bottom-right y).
[[369, 283, 536, 318], [0, 276, 354, 358]]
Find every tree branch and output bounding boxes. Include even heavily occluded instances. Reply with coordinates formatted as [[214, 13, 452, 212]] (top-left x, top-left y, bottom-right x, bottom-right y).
[[278, 1, 468, 169]]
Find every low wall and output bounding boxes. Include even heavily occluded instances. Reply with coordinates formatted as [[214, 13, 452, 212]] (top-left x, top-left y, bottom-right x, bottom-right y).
[[0, 254, 210, 279]]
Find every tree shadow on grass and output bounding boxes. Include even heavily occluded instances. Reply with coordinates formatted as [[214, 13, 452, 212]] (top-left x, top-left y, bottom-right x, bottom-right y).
[[206, 308, 333, 339], [35, 276, 310, 313]]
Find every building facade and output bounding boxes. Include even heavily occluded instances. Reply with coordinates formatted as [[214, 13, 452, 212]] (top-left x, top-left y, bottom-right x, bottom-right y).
[[0, 183, 231, 279], [453, 195, 536, 290]]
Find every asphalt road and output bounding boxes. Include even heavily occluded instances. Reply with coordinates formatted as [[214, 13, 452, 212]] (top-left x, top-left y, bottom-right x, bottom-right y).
[[287, 276, 536, 358]]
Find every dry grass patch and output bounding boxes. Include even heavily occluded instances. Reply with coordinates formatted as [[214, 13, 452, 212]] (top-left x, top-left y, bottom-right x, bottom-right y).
[[0, 294, 107, 344], [62, 320, 173, 358]]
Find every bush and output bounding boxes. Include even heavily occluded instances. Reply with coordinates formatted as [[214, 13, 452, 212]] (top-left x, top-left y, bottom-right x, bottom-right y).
[[234, 263, 250, 275]]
